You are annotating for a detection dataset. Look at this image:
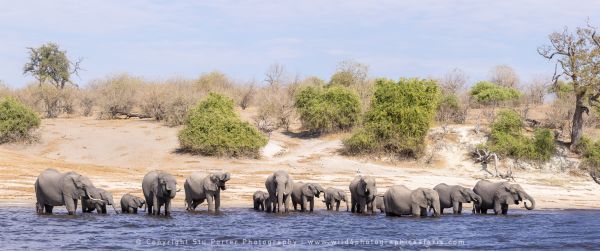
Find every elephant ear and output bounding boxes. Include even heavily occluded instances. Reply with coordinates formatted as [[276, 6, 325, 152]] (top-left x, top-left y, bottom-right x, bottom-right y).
[[67, 174, 85, 198], [221, 172, 231, 182], [334, 191, 343, 201], [302, 184, 313, 196], [411, 189, 428, 208], [204, 174, 219, 191]]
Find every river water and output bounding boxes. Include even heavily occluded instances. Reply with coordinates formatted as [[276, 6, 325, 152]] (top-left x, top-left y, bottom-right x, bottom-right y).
[[1, 207, 599, 250]]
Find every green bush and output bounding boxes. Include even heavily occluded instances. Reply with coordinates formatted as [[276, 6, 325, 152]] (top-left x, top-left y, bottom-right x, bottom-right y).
[[343, 78, 440, 158], [295, 85, 361, 133], [487, 110, 555, 161], [581, 140, 600, 175], [178, 93, 267, 158], [0, 97, 40, 143], [470, 81, 521, 105]]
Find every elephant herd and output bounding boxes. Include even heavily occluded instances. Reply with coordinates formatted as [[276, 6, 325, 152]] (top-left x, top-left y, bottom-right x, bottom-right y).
[[34, 169, 535, 217]]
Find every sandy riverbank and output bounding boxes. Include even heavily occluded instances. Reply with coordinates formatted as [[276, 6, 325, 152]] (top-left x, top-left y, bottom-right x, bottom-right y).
[[0, 117, 598, 210]]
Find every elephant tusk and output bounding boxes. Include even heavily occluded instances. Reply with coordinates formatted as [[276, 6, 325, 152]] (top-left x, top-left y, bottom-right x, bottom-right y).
[[87, 193, 104, 202], [176, 188, 181, 192]]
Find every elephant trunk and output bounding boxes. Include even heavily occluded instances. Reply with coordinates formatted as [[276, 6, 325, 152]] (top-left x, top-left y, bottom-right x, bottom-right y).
[[522, 193, 535, 210], [112, 204, 119, 214], [345, 200, 349, 211], [431, 199, 441, 217], [277, 192, 283, 213]]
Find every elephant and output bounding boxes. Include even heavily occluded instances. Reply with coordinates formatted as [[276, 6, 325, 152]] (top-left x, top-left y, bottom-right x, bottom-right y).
[[265, 170, 293, 213], [34, 168, 103, 215], [383, 185, 440, 217], [142, 170, 178, 216], [349, 175, 377, 214], [374, 195, 385, 213], [433, 183, 481, 214], [322, 187, 349, 211], [81, 188, 118, 214], [184, 172, 231, 212], [253, 191, 269, 211], [120, 194, 146, 214], [472, 180, 535, 215], [291, 182, 325, 212]]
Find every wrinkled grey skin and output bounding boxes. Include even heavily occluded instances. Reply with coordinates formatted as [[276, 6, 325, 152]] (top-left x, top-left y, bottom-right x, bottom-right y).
[[433, 183, 481, 214], [184, 172, 231, 212], [120, 194, 145, 214], [349, 176, 377, 214], [253, 191, 270, 211], [374, 195, 385, 213], [265, 170, 293, 213], [291, 182, 325, 212], [35, 168, 102, 215], [322, 187, 349, 211], [81, 188, 118, 214], [383, 185, 440, 217], [142, 171, 177, 216], [473, 180, 535, 215]]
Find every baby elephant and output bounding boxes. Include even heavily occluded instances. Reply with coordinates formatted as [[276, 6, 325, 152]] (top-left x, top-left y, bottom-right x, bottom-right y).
[[184, 172, 231, 212], [291, 182, 325, 212], [253, 191, 270, 211], [383, 185, 440, 217], [81, 188, 118, 214], [322, 188, 349, 211], [433, 183, 481, 214], [120, 194, 146, 214]]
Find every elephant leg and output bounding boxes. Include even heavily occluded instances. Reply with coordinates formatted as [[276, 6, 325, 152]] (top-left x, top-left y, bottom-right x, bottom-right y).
[[367, 201, 374, 214], [102, 206, 107, 214], [65, 198, 76, 215], [133, 208, 138, 214], [501, 204, 509, 215], [458, 203, 463, 214], [411, 204, 421, 217], [293, 201, 298, 211], [45, 205, 53, 214], [309, 198, 314, 212], [493, 201, 501, 215], [350, 197, 356, 213], [165, 200, 171, 216], [453, 201, 460, 214], [215, 194, 221, 211], [207, 195, 215, 212], [300, 196, 306, 212], [481, 207, 488, 214], [284, 196, 290, 213], [359, 198, 366, 214], [335, 201, 340, 211], [420, 207, 427, 216], [152, 195, 159, 215]]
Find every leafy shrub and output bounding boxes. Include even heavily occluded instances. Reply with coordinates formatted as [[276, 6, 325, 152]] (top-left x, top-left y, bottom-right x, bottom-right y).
[[436, 93, 467, 124], [178, 93, 267, 158], [343, 78, 440, 158], [580, 140, 600, 176], [487, 110, 555, 161], [470, 81, 521, 105], [0, 97, 40, 143], [295, 85, 361, 133]]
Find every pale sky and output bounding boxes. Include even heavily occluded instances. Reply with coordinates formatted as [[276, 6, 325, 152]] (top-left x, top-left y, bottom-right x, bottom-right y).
[[1, 0, 600, 88]]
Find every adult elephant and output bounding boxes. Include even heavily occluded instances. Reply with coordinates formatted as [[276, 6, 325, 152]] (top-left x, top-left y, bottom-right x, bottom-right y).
[[473, 180, 535, 215], [253, 191, 269, 211], [81, 188, 119, 214], [142, 170, 178, 216], [433, 183, 481, 214], [184, 172, 231, 212], [34, 168, 103, 215], [322, 188, 349, 211], [265, 170, 293, 213], [383, 185, 440, 217], [349, 175, 377, 214], [374, 195, 385, 213], [120, 194, 145, 214], [291, 182, 324, 212]]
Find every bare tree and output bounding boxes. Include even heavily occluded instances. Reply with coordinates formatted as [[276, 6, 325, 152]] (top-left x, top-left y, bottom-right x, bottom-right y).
[[264, 64, 285, 88], [525, 76, 549, 105], [489, 65, 520, 89], [440, 68, 468, 94], [538, 24, 600, 148]]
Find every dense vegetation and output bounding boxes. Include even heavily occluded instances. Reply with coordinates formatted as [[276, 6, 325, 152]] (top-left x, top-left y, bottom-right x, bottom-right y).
[[0, 97, 40, 143], [487, 110, 555, 162], [343, 78, 440, 158], [469, 81, 521, 105], [295, 85, 361, 134], [178, 93, 267, 158]]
